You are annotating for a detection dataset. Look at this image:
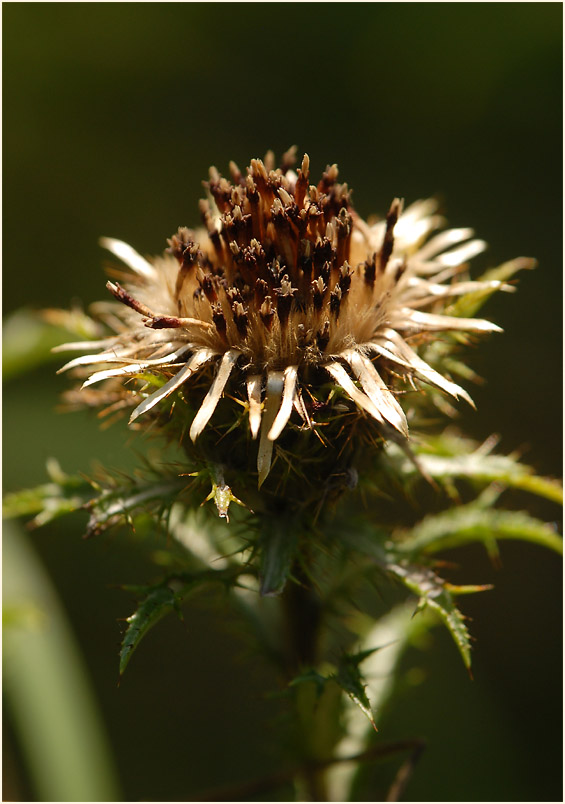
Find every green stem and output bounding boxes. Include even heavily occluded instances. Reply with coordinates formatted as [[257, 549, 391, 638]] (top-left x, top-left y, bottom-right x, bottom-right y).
[[282, 558, 329, 802], [282, 559, 322, 674]]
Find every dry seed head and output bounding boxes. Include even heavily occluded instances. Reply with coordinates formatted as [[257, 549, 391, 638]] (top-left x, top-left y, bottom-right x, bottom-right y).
[[58, 150, 509, 487]]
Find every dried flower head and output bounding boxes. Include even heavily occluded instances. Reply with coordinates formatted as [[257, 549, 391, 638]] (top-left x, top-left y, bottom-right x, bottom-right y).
[[58, 148, 508, 486]]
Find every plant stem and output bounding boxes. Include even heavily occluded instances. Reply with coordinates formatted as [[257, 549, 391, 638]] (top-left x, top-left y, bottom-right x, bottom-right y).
[[282, 559, 322, 674], [282, 557, 330, 801]]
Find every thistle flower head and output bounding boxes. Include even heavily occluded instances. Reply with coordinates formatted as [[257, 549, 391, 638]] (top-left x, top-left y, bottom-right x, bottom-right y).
[[58, 149, 507, 487]]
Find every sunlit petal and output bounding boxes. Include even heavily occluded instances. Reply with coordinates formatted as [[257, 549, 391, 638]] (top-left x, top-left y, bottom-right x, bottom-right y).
[[190, 350, 240, 442]]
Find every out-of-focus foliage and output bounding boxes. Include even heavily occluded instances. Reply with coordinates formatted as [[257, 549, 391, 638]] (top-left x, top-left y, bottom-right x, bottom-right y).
[[3, 522, 120, 801]]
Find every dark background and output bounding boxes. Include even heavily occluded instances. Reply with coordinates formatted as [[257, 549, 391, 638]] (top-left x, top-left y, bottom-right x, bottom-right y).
[[3, 3, 562, 801]]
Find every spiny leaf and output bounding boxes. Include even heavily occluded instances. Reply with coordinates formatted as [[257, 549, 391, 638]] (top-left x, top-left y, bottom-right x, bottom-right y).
[[2, 460, 193, 536], [332, 649, 380, 731], [85, 477, 188, 536], [3, 462, 93, 528], [285, 646, 381, 729], [419, 259, 533, 376], [119, 585, 181, 676], [446, 257, 535, 319], [441, 356, 483, 384], [386, 562, 473, 669], [385, 440, 562, 504], [119, 567, 249, 676], [288, 670, 329, 699], [393, 500, 563, 558], [3, 485, 84, 525]]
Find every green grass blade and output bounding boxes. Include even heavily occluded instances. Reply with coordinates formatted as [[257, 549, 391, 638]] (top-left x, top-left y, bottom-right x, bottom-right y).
[[3, 522, 121, 801]]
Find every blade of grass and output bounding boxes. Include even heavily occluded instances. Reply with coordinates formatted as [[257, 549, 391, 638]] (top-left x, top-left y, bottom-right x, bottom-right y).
[[2, 521, 120, 801]]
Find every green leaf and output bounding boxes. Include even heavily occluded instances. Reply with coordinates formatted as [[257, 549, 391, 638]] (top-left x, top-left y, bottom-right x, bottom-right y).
[[420, 452, 562, 503], [393, 497, 563, 558], [385, 439, 562, 504], [3, 462, 191, 535], [288, 669, 329, 699], [441, 356, 483, 384], [327, 603, 433, 801], [332, 649, 379, 731], [259, 517, 299, 596], [119, 566, 248, 676], [446, 257, 535, 319], [3, 308, 102, 381], [386, 562, 473, 669], [3, 461, 93, 528], [119, 585, 181, 676], [85, 476, 187, 536]]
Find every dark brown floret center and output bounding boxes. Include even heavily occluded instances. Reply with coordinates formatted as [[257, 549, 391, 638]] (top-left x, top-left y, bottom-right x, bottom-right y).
[[167, 152, 356, 341]]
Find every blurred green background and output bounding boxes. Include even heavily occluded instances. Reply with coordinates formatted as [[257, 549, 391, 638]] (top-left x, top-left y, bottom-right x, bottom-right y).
[[3, 3, 562, 801]]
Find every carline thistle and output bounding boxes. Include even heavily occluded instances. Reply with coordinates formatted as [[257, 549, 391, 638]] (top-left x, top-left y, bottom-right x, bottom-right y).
[[57, 148, 510, 488]]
